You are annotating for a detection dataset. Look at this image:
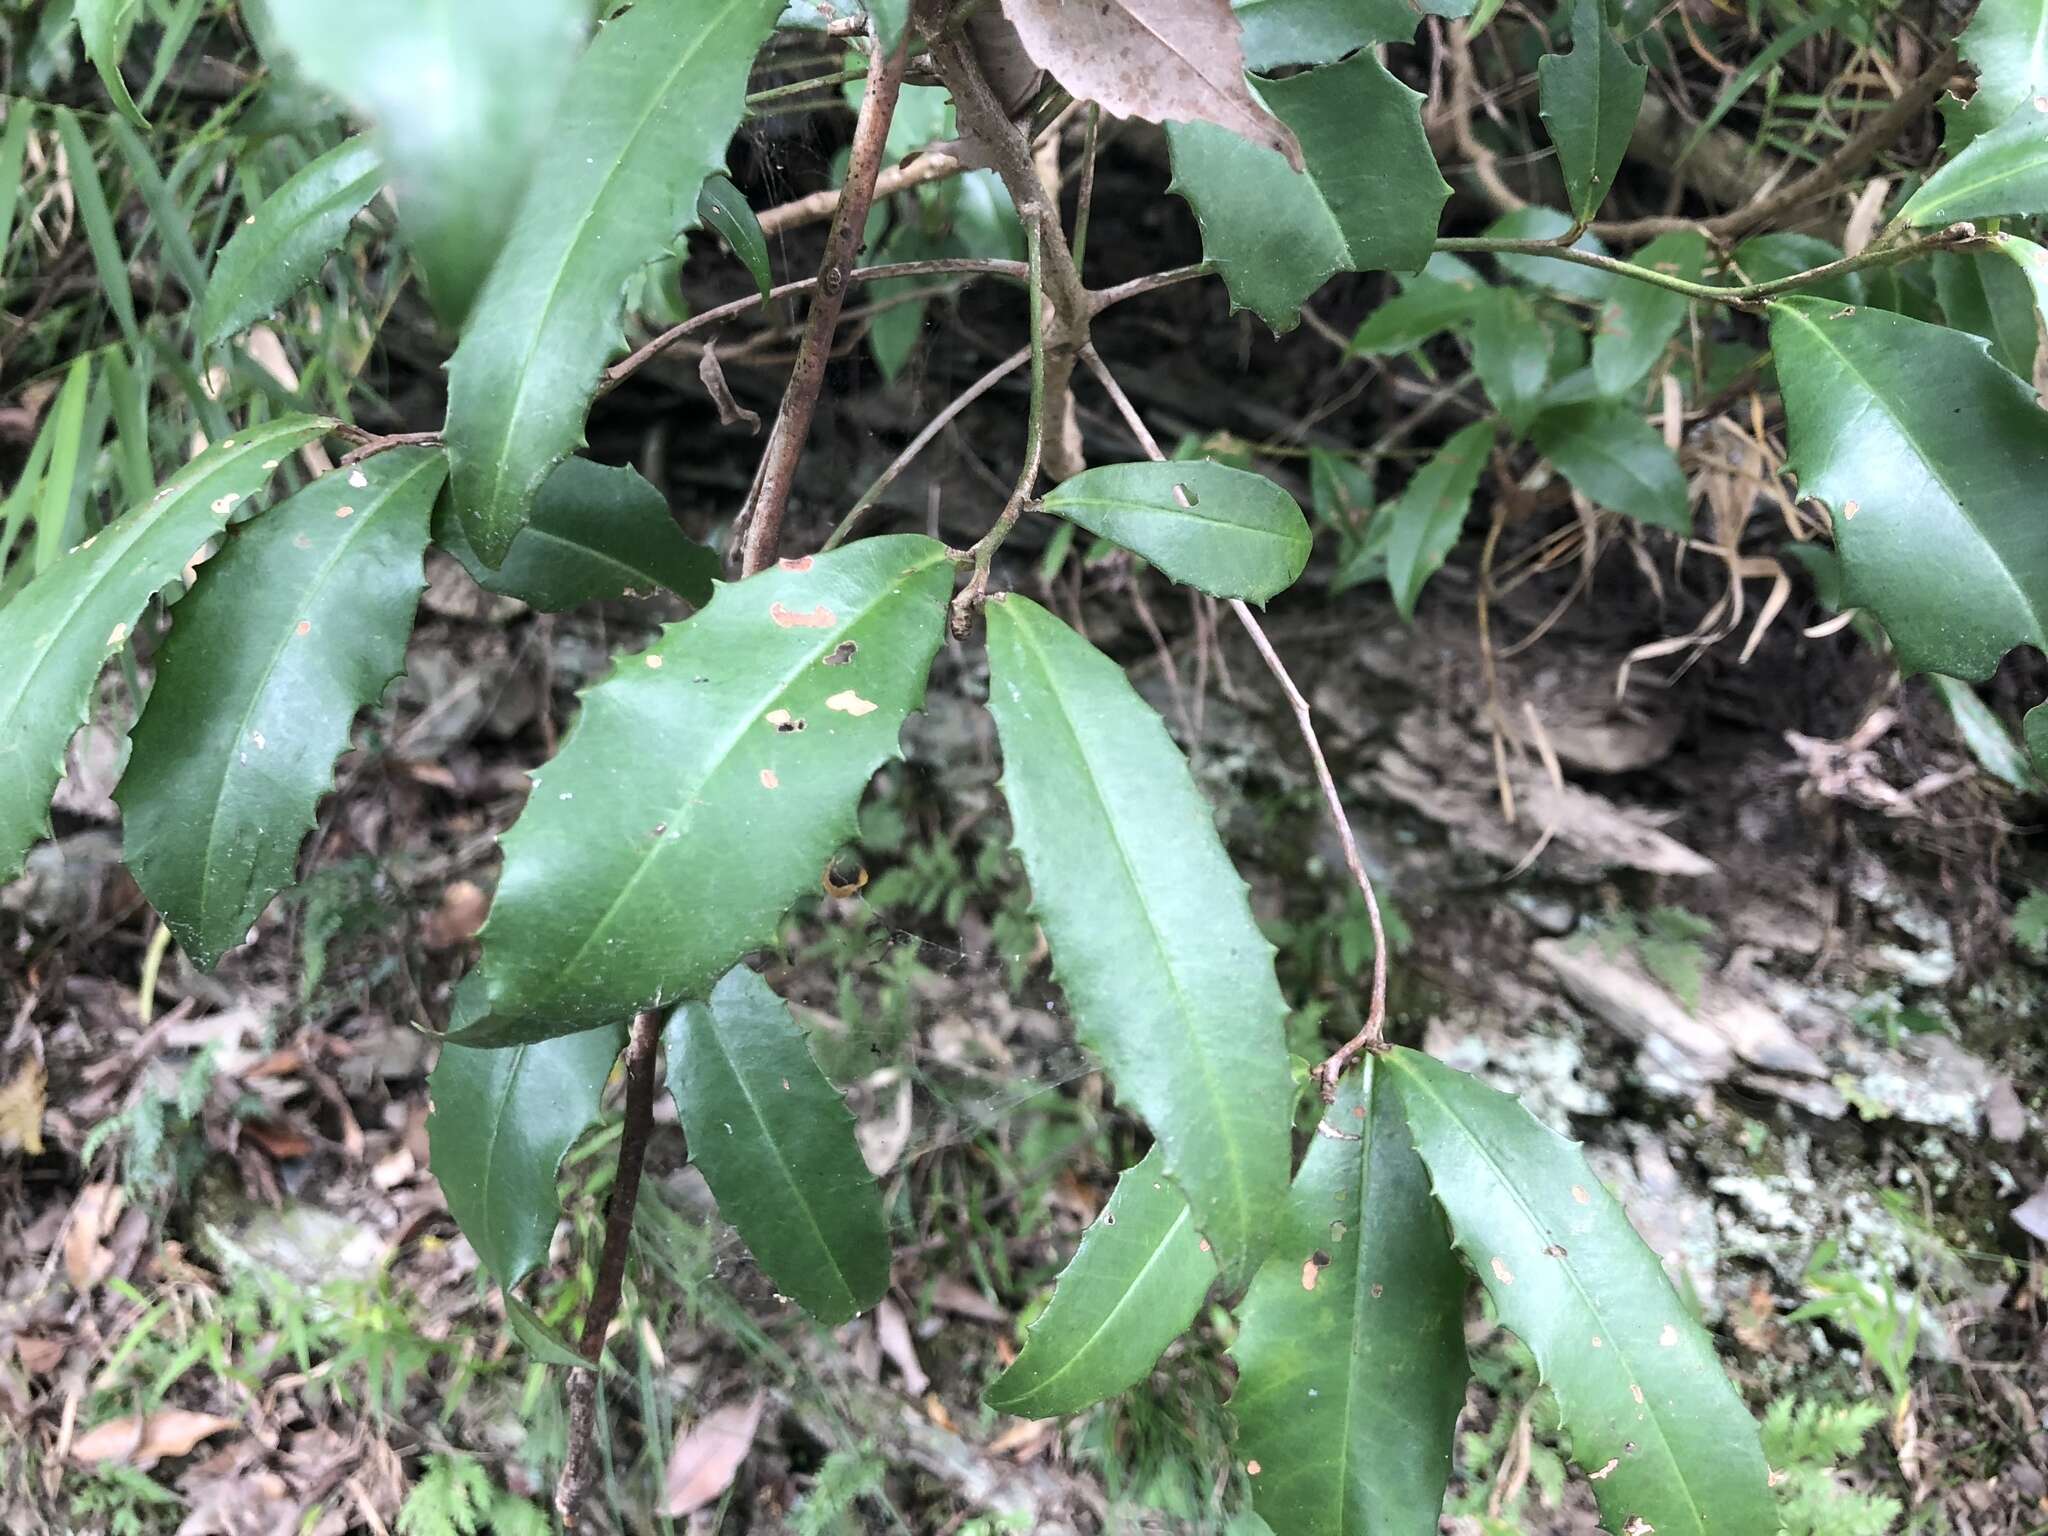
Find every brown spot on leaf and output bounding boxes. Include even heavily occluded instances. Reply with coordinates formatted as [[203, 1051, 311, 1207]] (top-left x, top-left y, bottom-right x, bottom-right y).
[[1659, 1324, 1678, 1347], [295, 620, 311, 636], [759, 769, 779, 790], [1370, 1282, 1384, 1298], [825, 689, 878, 717], [777, 556, 813, 572], [645, 654, 664, 668], [1490, 1256, 1514, 1285], [823, 641, 858, 666], [1544, 1243, 1568, 1258], [1590, 1459, 1619, 1481], [1246, 1460, 1261, 1476], [764, 709, 805, 733], [1571, 1185, 1591, 1204], [1841, 499, 1859, 521], [335, 504, 354, 519], [769, 601, 834, 628]]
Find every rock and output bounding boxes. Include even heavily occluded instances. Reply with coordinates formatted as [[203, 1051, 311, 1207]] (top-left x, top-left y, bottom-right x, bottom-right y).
[[1833, 1029, 2003, 1135], [1422, 1017, 1615, 1131], [1984, 1077, 2027, 1143], [1588, 1136, 1721, 1321]]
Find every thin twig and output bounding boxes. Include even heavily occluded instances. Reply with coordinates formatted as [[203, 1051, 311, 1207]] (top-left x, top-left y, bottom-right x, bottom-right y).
[[740, 27, 912, 576], [1071, 104, 1100, 273], [823, 345, 1031, 553], [1084, 262, 1214, 315], [759, 150, 964, 236], [1077, 345, 1391, 1094], [555, 1009, 663, 1530]]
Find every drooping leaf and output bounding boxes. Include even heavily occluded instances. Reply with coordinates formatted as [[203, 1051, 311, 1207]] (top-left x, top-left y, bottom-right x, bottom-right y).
[[1231, 1062, 1468, 1536], [1386, 1048, 1777, 1536], [1167, 51, 1450, 331], [1383, 421, 1494, 621], [1944, 0, 2048, 148], [1538, 0, 1647, 224], [698, 172, 772, 301], [1233, 0, 1474, 69], [455, 535, 952, 1044], [0, 416, 329, 881], [1038, 460, 1311, 603], [443, 0, 781, 567], [1485, 206, 1618, 302], [1903, 97, 2048, 225], [434, 457, 717, 611], [117, 451, 443, 969], [1934, 249, 2042, 377], [427, 1025, 626, 1285], [984, 1145, 1217, 1418], [1348, 254, 1490, 356], [1469, 288, 1552, 428], [1530, 400, 1689, 532], [261, 0, 587, 328], [1593, 231, 1710, 396], [1972, 232, 2048, 379], [1001, 0, 1302, 167], [983, 595, 1292, 1288], [1770, 295, 2048, 763], [76, 0, 147, 127], [199, 137, 383, 348], [664, 966, 889, 1325]]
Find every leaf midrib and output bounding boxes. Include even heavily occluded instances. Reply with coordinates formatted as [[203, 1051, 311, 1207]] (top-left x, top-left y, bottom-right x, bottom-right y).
[[1392, 1057, 1708, 1536], [1049, 493, 1301, 548]]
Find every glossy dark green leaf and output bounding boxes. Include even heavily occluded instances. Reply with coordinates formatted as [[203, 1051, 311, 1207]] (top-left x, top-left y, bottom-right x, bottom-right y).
[[699, 172, 772, 301], [1387, 1048, 1776, 1536], [1383, 421, 1493, 620], [1167, 51, 1450, 330], [117, 451, 443, 969], [434, 457, 717, 611], [984, 595, 1292, 1289], [76, 0, 147, 127], [455, 535, 951, 1043], [985, 1145, 1216, 1417], [0, 416, 329, 881], [665, 966, 889, 1325], [428, 1025, 625, 1285], [1538, 0, 1646, 224], [1904, 97, 2048, 225], [444, 0, 779, 566], [1530, 400, 1689, 532], [1771, 294, 2048, 767], [1232, 1062, 1468, 1536], [199, 137, 383, 348], [262, 0, 586, 328], [1233, 0, 1472, 67], [1039, 460, 1311, 604], [1348, 255, 1489, 356], [1470, 288, 1552, 428], [1944, 0, 2048, 148], [1731, 232, 1858, 306], [1593, 231, 1709, 396]]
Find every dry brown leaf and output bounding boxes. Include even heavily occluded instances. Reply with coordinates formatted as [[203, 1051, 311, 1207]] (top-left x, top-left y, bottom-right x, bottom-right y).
[[929, 1274, 1008, 1325], [998, 0, 1303, 170], [70, 1410, 238, 1467], [0, 1057, 47, 1155], [14, 1336, 65, 1374], [873, 1297, 929, 1394], [421, 879, 490, 949], [658, 1393, 768, 1518], [64, 1183, 122, 1292]]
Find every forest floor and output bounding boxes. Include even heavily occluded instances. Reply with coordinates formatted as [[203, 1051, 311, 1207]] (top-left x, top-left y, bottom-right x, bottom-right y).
[[4, 130, 2048, 1535]]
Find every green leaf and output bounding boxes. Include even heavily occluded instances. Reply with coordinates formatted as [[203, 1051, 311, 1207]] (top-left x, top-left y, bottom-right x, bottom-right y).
[[76, 0, 147, 127], [117, 451, 443, 969], [1469, 288, 1552, 428], [1233, 0, 1472, 67], [51, 108, 139, 347], [699, 172, 772, 301], [1348, 254, 1490, 356], [427, 1025, 625, 1285], [1530, 400, 1689, 532], [1732, 231, 1858, 306], [1769, 295, 2048, 684], [1167, 51, 1450, 331], [866, 0, 911, 53], [867, 221, 941, 382], [0, 103, 34, 267], [443, 0, 779, 567], [1383, 421, 1494, 620], [455, 535, 951, 1043], [1537, 0, 1647, 224], [1038, 460, 1312, 603], [0, 416, 329, 882], [1593, 231, 1710, 396], [983, 595, 1292, 1289], [1903, 97, 2048, 225], [1930, 675, 2038, 792], [262, 0, 587, 328], [1944, 0, 2048, 148], [1934, 249, 2043, 377], [984, 1144, 1217, 1418], [1386, 1048, 1776, 1536], [1231, 1062, 1468, 1536], [434, 457, 717, 612], [1486, 207, 1618, 302], [199, 136, 383, 348], [665, 966, 890, 1325], [505, 1296, 592, 1369]]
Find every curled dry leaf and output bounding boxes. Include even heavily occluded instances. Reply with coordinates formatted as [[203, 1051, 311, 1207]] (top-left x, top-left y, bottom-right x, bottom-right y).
[[70, 1410, 239, 1467], [997, 0, 1304, 170], [658, 1393, 769, 1518]]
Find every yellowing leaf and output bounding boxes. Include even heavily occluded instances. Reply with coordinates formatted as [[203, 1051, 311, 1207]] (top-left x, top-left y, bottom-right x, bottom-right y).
[[0, 1057, 46, 1155]]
